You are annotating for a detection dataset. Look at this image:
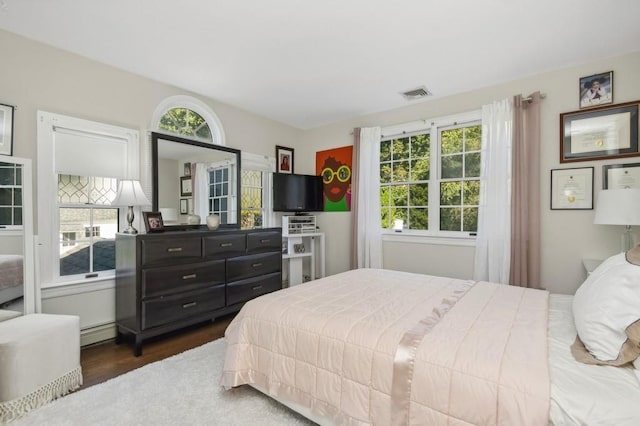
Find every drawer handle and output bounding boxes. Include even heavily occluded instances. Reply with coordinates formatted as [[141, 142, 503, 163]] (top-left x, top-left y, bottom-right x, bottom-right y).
[[252, 262, 263, 268], [182, 302, 197, 309], [182, 274, 197, 280], [167, 247, 183, 253], [260, 239, 270, 244], [220, 242, 233, 247], [252, 285, 263, 291]]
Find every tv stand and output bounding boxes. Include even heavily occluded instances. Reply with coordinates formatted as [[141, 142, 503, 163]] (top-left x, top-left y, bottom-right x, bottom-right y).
[[282, 215, 325, 286]]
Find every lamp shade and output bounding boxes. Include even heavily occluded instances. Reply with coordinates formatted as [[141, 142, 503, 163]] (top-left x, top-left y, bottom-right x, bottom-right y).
[[594, 189, 640, 225], [111, 180, 151, 207]]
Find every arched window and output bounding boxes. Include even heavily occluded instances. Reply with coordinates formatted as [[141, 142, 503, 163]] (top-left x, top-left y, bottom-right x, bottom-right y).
[[151, 96, 225, 145]]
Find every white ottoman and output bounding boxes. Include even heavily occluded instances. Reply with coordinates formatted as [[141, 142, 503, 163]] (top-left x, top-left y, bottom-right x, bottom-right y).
[[0, 314, 83, 423]]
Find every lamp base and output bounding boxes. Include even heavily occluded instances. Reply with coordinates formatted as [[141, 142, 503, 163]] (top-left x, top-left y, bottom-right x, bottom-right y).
[[122, 205, 138, 234], [122, 225, 139, 234]]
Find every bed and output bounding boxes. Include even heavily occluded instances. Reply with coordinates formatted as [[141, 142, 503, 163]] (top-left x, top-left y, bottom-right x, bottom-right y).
[[0, 255, 23, 306], [222, 262, 640, 425]]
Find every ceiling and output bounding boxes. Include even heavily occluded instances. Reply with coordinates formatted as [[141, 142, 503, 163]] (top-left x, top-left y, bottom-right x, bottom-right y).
[[1, 0, 639, 129]]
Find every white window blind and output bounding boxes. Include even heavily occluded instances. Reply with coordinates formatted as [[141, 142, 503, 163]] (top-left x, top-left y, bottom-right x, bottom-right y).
[[54, 127, 129, 178]]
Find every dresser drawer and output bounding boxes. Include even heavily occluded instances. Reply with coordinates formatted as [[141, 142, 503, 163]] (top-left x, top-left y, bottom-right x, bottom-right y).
[[141, 237, 201, 266], [141, 259, 225, 298], [141, 285, 225, 330], [227, 272, 281, 306], [203, 233, 247, 259], [226, 252, 281, 282], [247, 230, 282, 253]]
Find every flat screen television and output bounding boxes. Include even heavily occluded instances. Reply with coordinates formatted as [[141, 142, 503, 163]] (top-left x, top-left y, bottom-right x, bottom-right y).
[[273, 173, 324, 212]]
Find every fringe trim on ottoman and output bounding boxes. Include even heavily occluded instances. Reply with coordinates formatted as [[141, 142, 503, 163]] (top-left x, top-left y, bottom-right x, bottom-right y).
[[0, 366, 83, 423]]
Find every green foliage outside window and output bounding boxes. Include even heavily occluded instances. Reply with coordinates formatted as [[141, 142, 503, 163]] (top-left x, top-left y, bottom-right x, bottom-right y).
[[159, 108, 212, 142], [380, 124, 481, 233]]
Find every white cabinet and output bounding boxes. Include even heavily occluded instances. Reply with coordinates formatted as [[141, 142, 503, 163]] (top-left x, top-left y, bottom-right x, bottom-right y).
[[282, 216, 325, 286]]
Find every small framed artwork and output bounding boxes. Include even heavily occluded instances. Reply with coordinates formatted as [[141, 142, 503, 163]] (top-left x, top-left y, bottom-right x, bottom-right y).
[[560, 100, 639, 163], [603, 162, 640, 189], [183, 162, 191, 177], [550, 167, 594, 210], [276, 145, 294, 174], [180, 176, 192, 196], [142, 211, 164, 233], [0, 103, 15, 156], [579, 71, 613, 109], [180, 198, 189, 214]]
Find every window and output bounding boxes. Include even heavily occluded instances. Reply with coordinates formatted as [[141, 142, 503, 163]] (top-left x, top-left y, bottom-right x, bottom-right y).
[[380, 112, 481, 236], [241, 169, 265, 228], [0, 162, 23, 229], [240, 152, 275, 229], [208, 167, 230, 223], [159, 108, 212, 142], [58, 175, 118, 277], [37, 111, 140, 287], [151, 95, 225, 146]]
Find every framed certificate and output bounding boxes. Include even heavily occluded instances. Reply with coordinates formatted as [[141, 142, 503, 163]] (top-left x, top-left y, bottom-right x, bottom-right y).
[[550, 167, 594, 210], [560, 100, 639, 163], [603, 162, 640, 189], [180, 176, 192, 196]]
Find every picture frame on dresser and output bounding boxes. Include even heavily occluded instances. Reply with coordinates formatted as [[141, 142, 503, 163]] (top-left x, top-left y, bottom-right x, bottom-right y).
[[142, 211, 164, 233]]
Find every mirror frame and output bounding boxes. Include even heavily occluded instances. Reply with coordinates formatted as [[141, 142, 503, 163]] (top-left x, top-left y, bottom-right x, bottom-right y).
[[0, 155, 36, 314], [150, 132, 242, 230]]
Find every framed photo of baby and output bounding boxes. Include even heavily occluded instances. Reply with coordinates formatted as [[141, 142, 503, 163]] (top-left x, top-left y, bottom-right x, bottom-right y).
[[579, 71, 613, 109]]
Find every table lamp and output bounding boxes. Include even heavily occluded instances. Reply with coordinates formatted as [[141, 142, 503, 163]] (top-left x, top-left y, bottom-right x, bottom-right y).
[[159, 208, 178, 225], [111, 179, 151, 234], [594, 188, 640, 252]]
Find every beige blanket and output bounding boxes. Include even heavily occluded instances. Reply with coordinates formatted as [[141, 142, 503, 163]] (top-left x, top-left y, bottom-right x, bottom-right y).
[[222, 268, 549, 425]]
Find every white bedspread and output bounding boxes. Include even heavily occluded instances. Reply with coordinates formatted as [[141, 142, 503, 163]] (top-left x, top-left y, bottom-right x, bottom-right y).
[[549, 294, 640, 425], [222, 268, 550, 425]]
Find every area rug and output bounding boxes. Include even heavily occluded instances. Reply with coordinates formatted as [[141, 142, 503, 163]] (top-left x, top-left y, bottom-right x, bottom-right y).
[[12, 339, 314, 425]]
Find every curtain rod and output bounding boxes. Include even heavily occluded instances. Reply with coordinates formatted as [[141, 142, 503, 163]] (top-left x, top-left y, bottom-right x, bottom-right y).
[[522, 93, 546, 102], [351, 92, 546, 135]]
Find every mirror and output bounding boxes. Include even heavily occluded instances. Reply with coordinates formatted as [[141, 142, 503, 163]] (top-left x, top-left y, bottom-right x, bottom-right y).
[[0, 156, 36, 317], [151, 132, 241, 229]]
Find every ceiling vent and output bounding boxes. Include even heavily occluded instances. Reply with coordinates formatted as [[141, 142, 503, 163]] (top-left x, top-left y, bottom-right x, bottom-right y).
[[401, 86, 432, 101]]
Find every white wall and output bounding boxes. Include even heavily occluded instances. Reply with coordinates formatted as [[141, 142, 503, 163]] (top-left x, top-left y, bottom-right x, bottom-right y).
[[299, 51, 640, 295], [0, 29, 302, 343]]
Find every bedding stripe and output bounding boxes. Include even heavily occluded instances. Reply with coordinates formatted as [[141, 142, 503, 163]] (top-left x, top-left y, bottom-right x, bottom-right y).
[[390, 280, 476, 426]]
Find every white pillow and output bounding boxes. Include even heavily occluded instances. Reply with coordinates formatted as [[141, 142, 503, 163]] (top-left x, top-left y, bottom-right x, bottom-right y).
[[572, 252, 640, 365]]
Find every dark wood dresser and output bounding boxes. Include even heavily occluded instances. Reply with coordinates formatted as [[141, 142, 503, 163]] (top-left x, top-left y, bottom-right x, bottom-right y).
[[115, 227, 282, 356]]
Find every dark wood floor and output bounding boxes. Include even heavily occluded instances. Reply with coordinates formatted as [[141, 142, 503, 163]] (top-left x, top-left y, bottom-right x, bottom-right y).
[[80, 314, 235, 388]]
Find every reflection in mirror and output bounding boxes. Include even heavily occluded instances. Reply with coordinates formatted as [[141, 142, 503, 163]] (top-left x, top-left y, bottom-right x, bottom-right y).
[[151, 132, 241, 229], [0, 156, 35, 317]]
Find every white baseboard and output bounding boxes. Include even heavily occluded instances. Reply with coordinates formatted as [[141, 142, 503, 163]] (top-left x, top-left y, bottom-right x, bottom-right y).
[[81, 322, 117, 347]]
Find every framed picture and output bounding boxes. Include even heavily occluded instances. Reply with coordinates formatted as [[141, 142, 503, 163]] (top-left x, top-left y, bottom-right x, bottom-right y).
[[180, 198, 189, 214], [0, 103, 15, 156], [560, 100, 639, 163], [183, 162, 191, 177], [550, 167, 594, 210], [579, 71, 613, 109], [276, 145, 294, 174], [603, 162, 640, 189], [142, 211, 164, 233], [180, 176, 192, 196]]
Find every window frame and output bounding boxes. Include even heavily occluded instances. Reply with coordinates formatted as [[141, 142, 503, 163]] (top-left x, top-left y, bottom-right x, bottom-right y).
[[380, 110, 481, 240], [37, 111, 140, 288], [240, 152, 275, 229]]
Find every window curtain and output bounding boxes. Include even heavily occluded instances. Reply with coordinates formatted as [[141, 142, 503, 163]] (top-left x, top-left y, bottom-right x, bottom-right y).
[[351, 126, 383, 269], [192, 162, 209, 221], [510, 93, 542, 288], [473, 98, 513, 283]]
